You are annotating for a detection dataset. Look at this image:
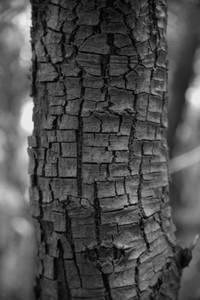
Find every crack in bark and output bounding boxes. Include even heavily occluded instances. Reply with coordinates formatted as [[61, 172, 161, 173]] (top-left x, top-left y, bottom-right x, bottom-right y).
[[137, 143, 151, 251], [132, 94, 151, 251], [77, 72, 84, 198], [56, 240, 72, 300], [135, 257, 141, 300], [101, 271, 113, 300], [65, 209, 83, 288], [119, 5, 142, 64], [94, 182, 101, 245], [148, 0, 161, 39]]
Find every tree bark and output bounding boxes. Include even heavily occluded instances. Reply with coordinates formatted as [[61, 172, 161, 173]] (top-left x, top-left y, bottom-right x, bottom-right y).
[[29, 1, 184, 299]]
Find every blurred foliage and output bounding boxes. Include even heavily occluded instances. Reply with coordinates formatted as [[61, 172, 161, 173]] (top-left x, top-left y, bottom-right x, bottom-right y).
[[0, 0, 31, 194]]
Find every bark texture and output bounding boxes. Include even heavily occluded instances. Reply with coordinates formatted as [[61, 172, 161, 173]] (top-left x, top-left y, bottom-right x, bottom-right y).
[[29, 1, 183, 299]]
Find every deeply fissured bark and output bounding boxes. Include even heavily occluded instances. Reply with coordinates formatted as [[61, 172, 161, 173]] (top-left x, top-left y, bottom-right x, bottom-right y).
[[29, 0, 184, 299]]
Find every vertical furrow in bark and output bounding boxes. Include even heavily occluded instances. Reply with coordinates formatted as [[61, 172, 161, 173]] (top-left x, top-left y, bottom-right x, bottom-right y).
[[135, 135, 151, 251], [65, 209, 83, 289], [29, 0, 184, 299], [56, 240, 71, 300], [77, 77, 84, 200], [101, 272, 113, 300], [94, 182, 101, 245], [135, 257, 140, 299]]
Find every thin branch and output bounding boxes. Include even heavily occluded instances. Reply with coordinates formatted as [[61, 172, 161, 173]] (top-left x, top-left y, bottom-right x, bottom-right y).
[[169, 145, 200, 173]]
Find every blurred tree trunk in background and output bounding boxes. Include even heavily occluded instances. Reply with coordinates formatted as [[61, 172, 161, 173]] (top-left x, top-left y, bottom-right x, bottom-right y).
[[29, 1, 185, 299], [167, 2, 200, 300], [167, 0, 200, 218], [168, 0, 200, 158]]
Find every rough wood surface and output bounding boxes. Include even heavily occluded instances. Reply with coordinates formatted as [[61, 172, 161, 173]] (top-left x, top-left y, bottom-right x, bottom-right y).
[[29, 1, 183, 299]]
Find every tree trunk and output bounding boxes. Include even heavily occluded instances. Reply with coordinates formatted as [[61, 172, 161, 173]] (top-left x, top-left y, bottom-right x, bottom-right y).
[[29, 1, 184, 299], [167, 1, 200, 157]]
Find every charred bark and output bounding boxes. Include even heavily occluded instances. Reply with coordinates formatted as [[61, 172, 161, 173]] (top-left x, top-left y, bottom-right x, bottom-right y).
[[29, 1, 184, 299]]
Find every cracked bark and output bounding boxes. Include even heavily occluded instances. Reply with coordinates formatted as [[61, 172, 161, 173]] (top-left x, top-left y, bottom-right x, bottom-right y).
[[29, 0, 185, 299]]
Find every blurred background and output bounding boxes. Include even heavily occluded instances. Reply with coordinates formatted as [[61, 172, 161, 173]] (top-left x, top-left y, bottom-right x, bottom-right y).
[[0, 1, 34, 299], [1, 0, 200, 299]]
